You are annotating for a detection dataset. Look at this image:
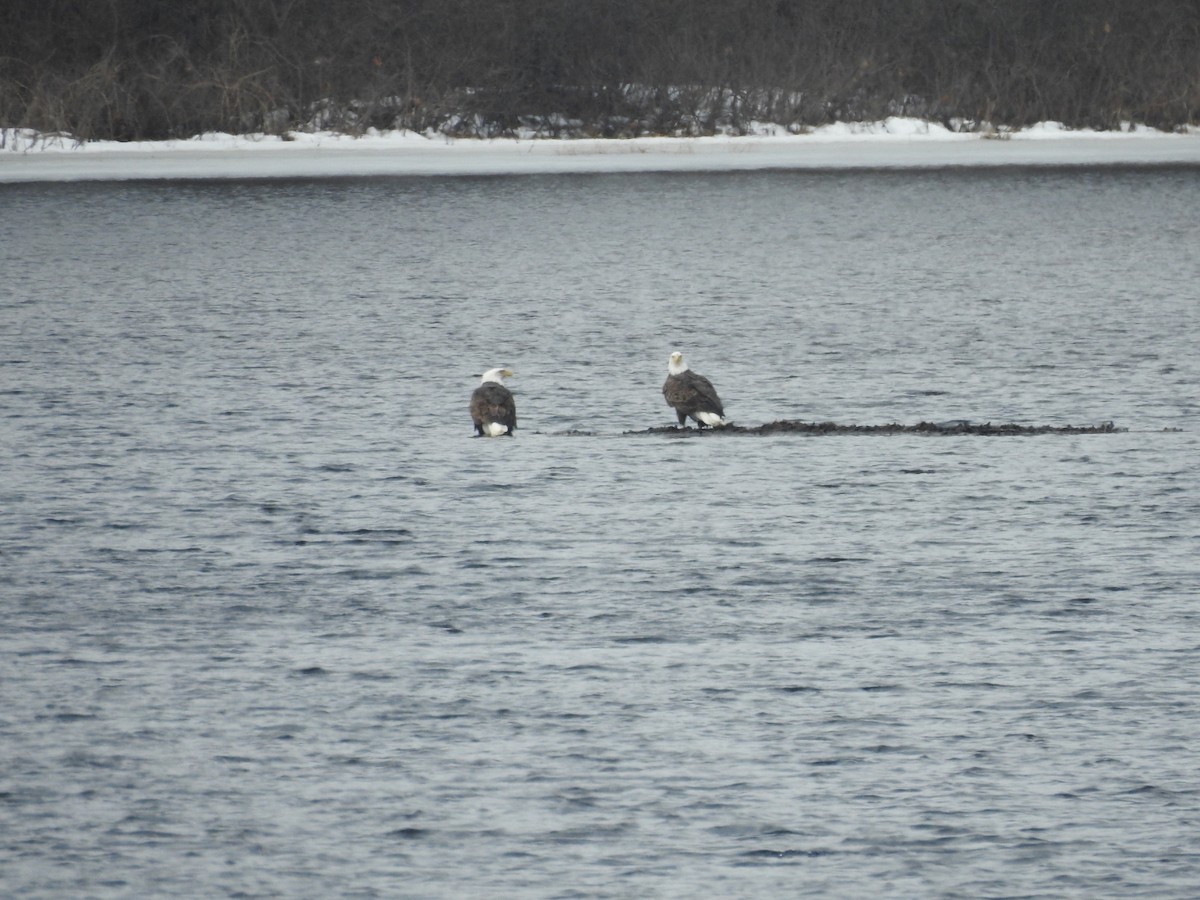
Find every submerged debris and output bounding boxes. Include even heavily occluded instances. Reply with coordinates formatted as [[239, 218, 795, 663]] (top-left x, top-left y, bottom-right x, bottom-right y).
[[626, 419, 1127, 436]]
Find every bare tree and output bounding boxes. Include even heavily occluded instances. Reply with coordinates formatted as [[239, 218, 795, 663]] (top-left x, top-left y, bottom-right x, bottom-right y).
[[2, 0, 1197, 140]]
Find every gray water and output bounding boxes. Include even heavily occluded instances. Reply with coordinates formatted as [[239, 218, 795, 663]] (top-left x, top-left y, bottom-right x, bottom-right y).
[[2, 168, 1200, 898]]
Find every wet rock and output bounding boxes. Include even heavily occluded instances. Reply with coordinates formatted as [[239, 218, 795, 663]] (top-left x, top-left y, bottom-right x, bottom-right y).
[[626, 419, 1127, 436]]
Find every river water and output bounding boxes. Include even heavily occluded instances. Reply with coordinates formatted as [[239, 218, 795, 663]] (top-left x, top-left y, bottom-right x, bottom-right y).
[[2, 167, 1199, 897]]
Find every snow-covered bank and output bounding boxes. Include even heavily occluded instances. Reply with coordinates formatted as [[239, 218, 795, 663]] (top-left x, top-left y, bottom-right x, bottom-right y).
[[3, 119, 1199, 183]]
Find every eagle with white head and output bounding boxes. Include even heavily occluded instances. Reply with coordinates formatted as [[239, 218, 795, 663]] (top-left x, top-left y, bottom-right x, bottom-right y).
[[470, 368, 516, 436], [662, 351, 730, 428]]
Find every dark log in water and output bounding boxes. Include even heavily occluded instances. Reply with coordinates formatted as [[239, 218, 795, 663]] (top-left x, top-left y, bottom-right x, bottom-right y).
[[625, 419, 1127, 436]]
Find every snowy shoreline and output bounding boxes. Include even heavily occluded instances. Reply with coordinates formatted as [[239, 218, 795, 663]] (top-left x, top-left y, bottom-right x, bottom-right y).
[[3, 118, 1199, 183]]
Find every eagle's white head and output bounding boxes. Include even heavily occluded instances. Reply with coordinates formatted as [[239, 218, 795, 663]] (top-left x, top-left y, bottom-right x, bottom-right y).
[[480, 368, 514, 385], [667, 351, 688, 376]]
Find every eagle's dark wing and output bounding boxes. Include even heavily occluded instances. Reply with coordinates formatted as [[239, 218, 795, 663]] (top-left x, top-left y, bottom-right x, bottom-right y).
[[470, 383, 517, 434], [663, 370, 724, 418]]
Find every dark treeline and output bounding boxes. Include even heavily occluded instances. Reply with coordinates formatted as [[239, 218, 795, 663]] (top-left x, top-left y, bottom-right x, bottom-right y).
[[3, 0, 1198, 142]]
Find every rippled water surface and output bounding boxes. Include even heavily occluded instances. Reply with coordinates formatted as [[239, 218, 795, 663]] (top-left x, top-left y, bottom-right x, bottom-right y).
[[3, 168, 1200, 897]]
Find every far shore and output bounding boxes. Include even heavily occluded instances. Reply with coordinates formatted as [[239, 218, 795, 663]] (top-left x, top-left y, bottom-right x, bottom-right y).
[[3, 119, 1200, 183]]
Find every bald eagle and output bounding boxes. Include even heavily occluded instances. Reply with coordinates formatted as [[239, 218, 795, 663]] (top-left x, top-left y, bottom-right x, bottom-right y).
[[663, 351, 730, 428], [470, 368, 516, 437]]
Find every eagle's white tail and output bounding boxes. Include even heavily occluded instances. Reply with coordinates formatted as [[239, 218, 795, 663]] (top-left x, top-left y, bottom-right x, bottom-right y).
[[697, 411, 730, 427], [482, 422, 510, 437]]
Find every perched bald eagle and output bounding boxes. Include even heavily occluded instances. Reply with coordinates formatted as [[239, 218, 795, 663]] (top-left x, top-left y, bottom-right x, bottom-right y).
[[470, 368, 517, 437], [663, 350, 730, 428]]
